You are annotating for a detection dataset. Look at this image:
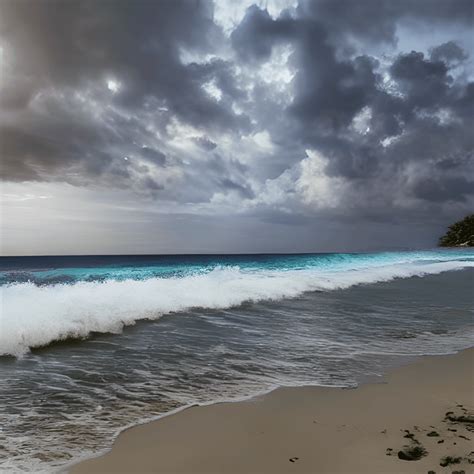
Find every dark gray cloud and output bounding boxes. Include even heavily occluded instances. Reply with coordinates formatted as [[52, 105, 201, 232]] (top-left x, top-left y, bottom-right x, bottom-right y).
[[390, 51, 450, 109], [192, 136, 218, 151], [230, 0, 473, 211], [298, 0, 473, 44], [430, 41, 469, 64], [0, 0, 248, 187], [414, 176, 474, 202], [0, 0, 230, 120], [140, 147, 167, 166], [1, 0, 473, 252]]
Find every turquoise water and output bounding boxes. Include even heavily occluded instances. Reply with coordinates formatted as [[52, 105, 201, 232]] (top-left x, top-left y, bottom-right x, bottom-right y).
[[1, 249, 474, 357], [0, 249, 473, 472], [1, 249, 473, 286]]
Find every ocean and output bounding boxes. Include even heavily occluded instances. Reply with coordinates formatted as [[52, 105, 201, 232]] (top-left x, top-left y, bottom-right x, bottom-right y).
[[0, 249, 473, 472]]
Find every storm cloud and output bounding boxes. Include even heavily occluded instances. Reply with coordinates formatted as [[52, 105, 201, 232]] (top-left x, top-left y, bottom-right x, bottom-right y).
[[0, 0, 473, 254]]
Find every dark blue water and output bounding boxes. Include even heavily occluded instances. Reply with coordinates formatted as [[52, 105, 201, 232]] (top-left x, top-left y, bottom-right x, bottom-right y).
[[0, 250, 473, 472]]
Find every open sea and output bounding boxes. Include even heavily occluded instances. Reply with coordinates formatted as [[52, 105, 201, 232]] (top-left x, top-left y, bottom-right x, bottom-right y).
[[1, 249, 473, 472]]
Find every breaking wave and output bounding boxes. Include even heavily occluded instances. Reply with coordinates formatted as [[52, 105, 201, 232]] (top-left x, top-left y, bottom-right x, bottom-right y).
[[1, 260, 473, 356]]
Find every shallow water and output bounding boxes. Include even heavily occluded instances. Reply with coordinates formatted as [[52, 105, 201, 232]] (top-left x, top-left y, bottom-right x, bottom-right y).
[[0, 250, 473, 472]]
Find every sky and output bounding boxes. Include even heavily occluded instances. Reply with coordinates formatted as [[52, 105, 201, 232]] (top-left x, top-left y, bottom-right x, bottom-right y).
[[0, 0, 473, 255]]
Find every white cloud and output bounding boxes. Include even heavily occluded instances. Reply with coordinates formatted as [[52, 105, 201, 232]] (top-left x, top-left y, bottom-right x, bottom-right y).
[[351, 106, 372, 135], [106, 79, 120, 93], [258, 45, 295, 89], [202, 79, 223, 101], [214, 0, 297, 35], [296, 150, 347, 208]]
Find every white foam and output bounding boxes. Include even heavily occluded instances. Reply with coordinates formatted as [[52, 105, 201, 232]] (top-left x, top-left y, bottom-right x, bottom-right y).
[[1, 260, 472, 356]]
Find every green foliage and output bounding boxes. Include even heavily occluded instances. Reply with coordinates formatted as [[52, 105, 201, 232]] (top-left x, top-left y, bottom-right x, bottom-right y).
[[439, 214, 474, 247]]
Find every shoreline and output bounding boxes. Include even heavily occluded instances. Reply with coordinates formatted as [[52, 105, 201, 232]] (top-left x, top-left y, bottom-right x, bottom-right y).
[[69, 348, 474, 473]]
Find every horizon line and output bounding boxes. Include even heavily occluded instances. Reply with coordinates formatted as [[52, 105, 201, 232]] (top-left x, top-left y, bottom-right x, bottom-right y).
[[0, 246, 446, 259]]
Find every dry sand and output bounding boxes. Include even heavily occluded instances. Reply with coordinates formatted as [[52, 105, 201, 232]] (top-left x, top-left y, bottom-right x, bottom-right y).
[[70, 348, 474, 473]]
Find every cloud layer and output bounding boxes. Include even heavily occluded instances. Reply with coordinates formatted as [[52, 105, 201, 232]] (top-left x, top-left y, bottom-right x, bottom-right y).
[[1, 0, 473, 253]]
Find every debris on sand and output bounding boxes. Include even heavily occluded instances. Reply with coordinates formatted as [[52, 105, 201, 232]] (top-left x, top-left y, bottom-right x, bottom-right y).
[[397, 445, 427, 461], [439, 455, 462, 467]]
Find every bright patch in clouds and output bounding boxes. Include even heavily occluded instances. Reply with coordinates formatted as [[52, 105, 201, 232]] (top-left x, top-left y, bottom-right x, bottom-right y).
[[202, 80, 223, 101], [106, 79, 120, 93], [297, 150, 346, 208], [351, 106, 372, 135], [214, 0, 297, 34]]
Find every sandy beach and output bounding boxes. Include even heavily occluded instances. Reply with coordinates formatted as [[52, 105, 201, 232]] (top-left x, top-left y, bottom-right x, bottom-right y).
[[70, 348, 474, 473]]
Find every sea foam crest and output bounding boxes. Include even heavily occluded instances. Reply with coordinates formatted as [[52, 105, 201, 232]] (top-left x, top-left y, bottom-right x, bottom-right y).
[[1, 260, 473, 356]]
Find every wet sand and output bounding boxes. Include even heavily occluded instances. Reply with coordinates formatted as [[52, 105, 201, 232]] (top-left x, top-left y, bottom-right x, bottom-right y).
[[70, 348, 474, 473]]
